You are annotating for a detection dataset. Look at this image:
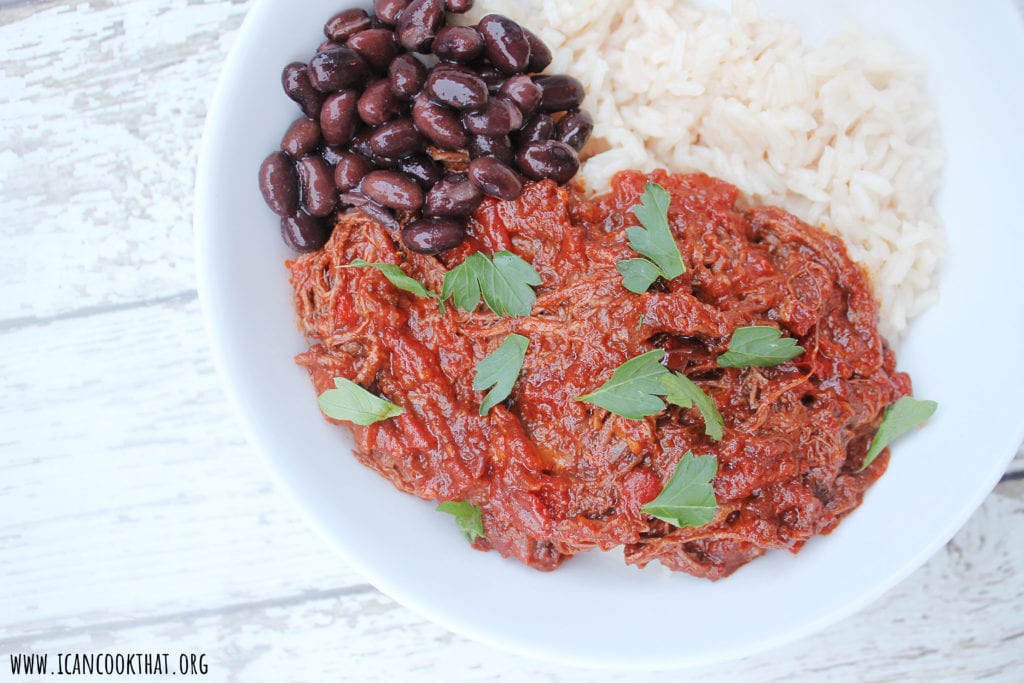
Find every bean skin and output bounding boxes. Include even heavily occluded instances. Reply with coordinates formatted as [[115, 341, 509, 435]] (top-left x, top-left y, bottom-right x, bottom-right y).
[[308, 47, 369, 93], [498, 75, 543, 117], [477, 14, 532, 75], [396, 0, 444, 52], [468, 157, 523, 201], [281, 117, 321, 158], [333, 152, 371, 192], [444, 0, 474, 13], [281, 63, 325, 119], [388, 54, 428, 99], [259, 151, 299, 217], [424, 69, 489, 110], [339, 192, 401, 231], [534, 74, 586, 111], [281, 210, 331, 252], [412, 94, 467, 150], [402, 217, 467, 254], [374, 0, 411, 26], [346, 29, 398, 73], [556, 109, 594, 151], [358, 79, 402, 126], [432, 25, 484, 63], [424, 173, 484, 216], [348, 129, 376, 160], [361, 170, 425, 210], [398, 154, 444, 188], [468, 134, 514, 164], [461, 97, 523, 136], [523, 27, 552, 73], [516, 140, 580, 184], [513, 113, 555, 146], [296, 155, 337, 217], [319, 90, 360, 146], [369, 118, 423, 159], [324, 9, 372, 41]]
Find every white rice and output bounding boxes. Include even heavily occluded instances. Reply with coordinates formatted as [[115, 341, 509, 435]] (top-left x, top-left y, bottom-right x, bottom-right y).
[[467, 0, 945, 343]]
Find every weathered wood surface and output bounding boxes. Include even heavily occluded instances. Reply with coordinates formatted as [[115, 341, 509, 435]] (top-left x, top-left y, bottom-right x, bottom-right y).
[[1, 1, 1022, 681]]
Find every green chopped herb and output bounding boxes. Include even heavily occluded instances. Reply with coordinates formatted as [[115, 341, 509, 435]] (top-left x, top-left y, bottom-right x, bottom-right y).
[[347, 259, 445, 313], [318, 377, 404, 426], [473, 333, 530, 416], [441, 250, 541, 317], [859, 396, 938, 471], [575, 349, 669, 420], [437, 500, 485, 542], [660, 372, 725, 441], [717, 325, 805, 368], [616, 182, 686, 293], [641, 451, 718, 529]]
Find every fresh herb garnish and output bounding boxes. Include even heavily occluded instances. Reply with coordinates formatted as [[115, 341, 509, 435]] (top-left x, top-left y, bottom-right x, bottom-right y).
[[859, 396, 938, 471], [575, 349, 670, 420], [441, 250, 541, 317], [347, 259, 445, 313], [575, 350, 723, 438], [660, 372, 725, 441], [436, 500, 485, 542], [641, 451, 718, 528], [473, 333, 529, 416], [717, 325, 804, 368], [318, 377, 404, 426], [615, 182, 686, 293]]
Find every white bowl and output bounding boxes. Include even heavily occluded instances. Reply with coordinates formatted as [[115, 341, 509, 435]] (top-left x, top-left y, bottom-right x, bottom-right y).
[[195, 0, 1024, 669]]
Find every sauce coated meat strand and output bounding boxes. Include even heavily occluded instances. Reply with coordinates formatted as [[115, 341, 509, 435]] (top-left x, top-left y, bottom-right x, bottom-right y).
[[289, 171, 911, 580]]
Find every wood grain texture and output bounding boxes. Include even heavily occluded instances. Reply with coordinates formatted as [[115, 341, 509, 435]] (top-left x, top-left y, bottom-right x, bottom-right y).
[[1, 0, 1023, 681]]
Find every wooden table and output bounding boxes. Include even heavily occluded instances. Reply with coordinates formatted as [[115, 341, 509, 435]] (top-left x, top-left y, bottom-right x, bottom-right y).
[[2, 1, 1022, 680]]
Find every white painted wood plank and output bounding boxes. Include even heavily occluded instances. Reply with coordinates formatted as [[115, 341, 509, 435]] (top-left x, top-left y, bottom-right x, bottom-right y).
[[4, 491, 1021, 682], [0, 0, 250, 320]]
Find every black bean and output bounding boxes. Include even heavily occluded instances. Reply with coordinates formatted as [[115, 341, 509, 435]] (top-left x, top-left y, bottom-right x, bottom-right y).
[[397, 154, 444, 188], [424, 173, 484, 216], [412, 94, 467, 150], [346, 29, 398, 73], [348, 129, 376, 160], [556, 109, 593, 151], [374, 0, 410, 26], [396, 0, 444, 52], [282, 210, 331, 252], [432, 25, 484, 63], [424, 69, 488, 110], [370, 118, 423, 158], [513, 113, 555, 146], [296, 155, 337, 217], [444, 0, 474, 13], [319, 90, 360, 146], [522, 27, 552, 73], [282, 63, 325, 119], [476, 64, 506, 94], [358, 79, 401, 126], [317, 39, 344, 53], [461, 97, 523, 136], [320, 145, 346, 165], [345, 196, 401, 231], [259, 151, 299, 217], [515, 140, 579, 183], [360, 170, 425, 210], [308, 47, 369, 93], [534, 74, 585, 111], [281, 117, 321, 158], [388, 54, 428, 99], [468, 134, 514, 164], [333, 153, 371, 192], [325, 8, 372, 41], [498, 75, 542, 117], [477, 15, 532, 75], [468, 157, 523, 201], [402, 217, 467, 254]]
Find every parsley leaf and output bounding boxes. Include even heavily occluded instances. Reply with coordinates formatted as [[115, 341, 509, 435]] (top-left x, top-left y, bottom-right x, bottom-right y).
[[617, 182, 686, 293], [859, 396, 938, 471], [717, 325, 805, 368], [441, 250, 541, 317], [473, 333, 529, 416], [318, 377, 404, 426], [575, 349, 668, 420], [641, 451, 718, 528], [347, 259, 445, 313], [436, 500, 485, 542], [660, 372, 725, 440]]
